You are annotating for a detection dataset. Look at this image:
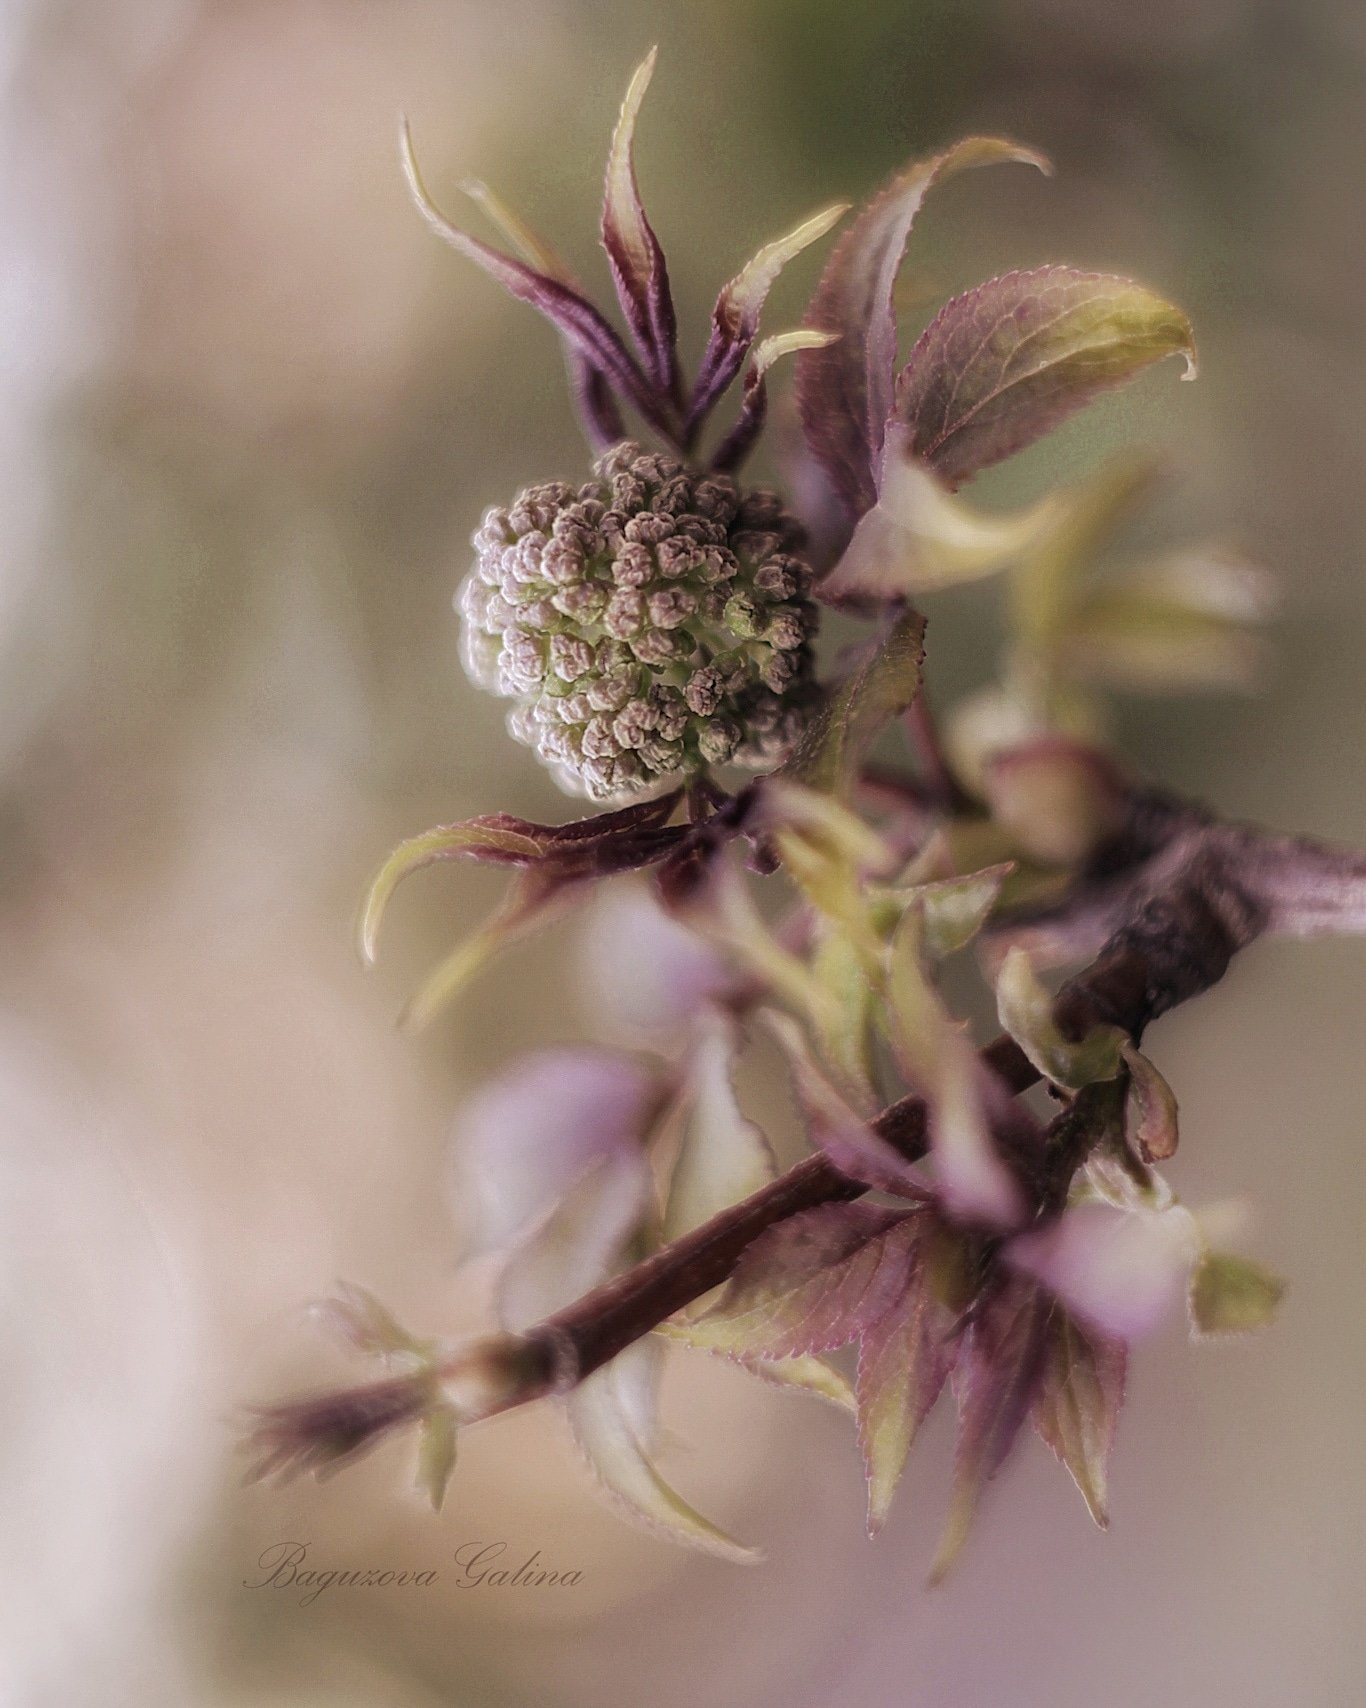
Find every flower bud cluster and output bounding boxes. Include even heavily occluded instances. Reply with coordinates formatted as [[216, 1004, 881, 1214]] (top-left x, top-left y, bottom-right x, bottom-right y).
[[459, 442, 819, 798]]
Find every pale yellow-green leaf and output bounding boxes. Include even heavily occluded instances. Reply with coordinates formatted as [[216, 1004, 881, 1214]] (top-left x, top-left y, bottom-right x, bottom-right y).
[[996, 946, 1125, 1089], [415, 1404, 459, 1512], [662, 1019, 776, 1249], [653, 1319, 855, 1413], [1188, 1250, 1286, 1338], [567, 1344, 759, 1562], [360, 821, 541, 964]]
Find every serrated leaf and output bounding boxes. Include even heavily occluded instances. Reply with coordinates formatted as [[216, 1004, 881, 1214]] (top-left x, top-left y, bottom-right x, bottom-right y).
[[895, 266, 1196, 490], [1121, 1041, 1179, 1163], [415, 1404, 459, 1512], [784, 607, 926, 799], [820, 435, 1060, 607], [695, 1200, 923, 1357], [1031, 1308, 1125, 1527], [1189, 1250, 1286, 1338], [662, 1018, 776, 1249], [887, 909, 1024, 1227], [856, 1264, 950, 1535], [995, 945, 1124, 1089], [797, 138, 1050, 517], [567, 1341, 758, 1562], [653, 1319, 855, 1413], [601, 48, 678, 399]]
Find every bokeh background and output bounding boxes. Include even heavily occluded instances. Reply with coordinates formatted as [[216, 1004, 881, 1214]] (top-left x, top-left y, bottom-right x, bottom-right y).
[[0, 2, 1362, 1704]]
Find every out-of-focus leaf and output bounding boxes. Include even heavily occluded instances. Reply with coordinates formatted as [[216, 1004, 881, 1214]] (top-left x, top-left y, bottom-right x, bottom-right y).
[[930, 1279, 1049, 1582], [995, 945, 1124, 1089], [697, 858, 840, 1038], [653, 1318, 855, 1413], [983, 739, 1128, 868], [895, 266, 1196, 490], [820, 433, 1059, 607], [809, 929, 879, 1110], [575, 879, 734, 1046], [1008, 458, 1159, 655], [712, 328, 839, 473], [1007, 1201, 1201, 1341], [856, 1262, 950, 1535], [1060, 595, 1266, 693], [765, 1009, 926, 1194], [312, 1283, 430, 1362], [784, 608, 927, 798], [601, 49, 678, 400], [797, 138, 1050, 517], [694, 1200, 923, 1357], [1188, 1250, 1286, 1338], [1031, 1307, 1125, 1527], [415, 1404, 459, 1512], [568, 1341, 758, 1562], [662, 1018, 776, 1248], [945, 680, 1104, 800], [496, 1150, 650, 1331], [888, 910, 1024, 1227], [1121, 1042, 1179, 1163], [904, 864, 1015, 960], [689, 206, 848, 434], [1083, 1135, 1174, 1215], [401, 119, 670, 435], [451, 1046, 661, 1255]]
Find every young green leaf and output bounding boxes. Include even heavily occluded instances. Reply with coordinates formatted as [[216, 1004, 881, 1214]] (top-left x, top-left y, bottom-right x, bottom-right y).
[[662, 1018, 777, 1248], [996, 945, 1125, 1089], [653, 1318, 856, 1413], [415, 1404, 459, 1513], [895, 267, 1196, 489], [1189, 1250, 1286, 1338], [1031, 1307, 1126, 1527]]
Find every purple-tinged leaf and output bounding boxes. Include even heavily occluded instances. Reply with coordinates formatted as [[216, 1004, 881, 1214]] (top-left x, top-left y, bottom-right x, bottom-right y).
[[451, 1045, 663, 1255], [930, 1278, 1049, 1582], [1007, 1201, 1200, 1341], [983, 738, 1129, 868], [765, 1010, 927, 1197], [1031, 1306, 1126, 1527], [460, 176, 625, 450], [601, 49, 680, 403], [576, 879, 734, 1047], [895, 266, 1196, 490], [568, 1340, 759, 1561], [1120, 1041, 1179, 1163], [688, 202, 849, 435], [400, 119, 671, 436], [654, 1319, 856, 1413], [797, 138, 1050, 517], [784, 607, 926, 799], [857, 1259, 950, 1535], [712, 328, 839, 474], [1188, 1249, 1286, 1338], [693, 1200, 924, 1358]]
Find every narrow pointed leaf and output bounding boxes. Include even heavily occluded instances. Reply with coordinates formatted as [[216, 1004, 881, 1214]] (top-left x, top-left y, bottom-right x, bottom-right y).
[[568, 1340, 758, 1561], [653, 1319, 856, 1413], [895, 266, 1196, 489], [312, 1283, 427, 1361], [857, 1265, 949, 1535], [401, 119, 668, 432], [696, 1200, 923, 1357], [914, 863, 1015, 959], [415, 1404, 459, 1512], [797, 138, 1050, 517], [930, 1280, 1048, 1582], [1031, 1307, 1125, 1527], [689, 202, 848, 432], [712, 328, 839, 473], [601, 48, 679, 399], [1189, 1250, 1286, 1338]]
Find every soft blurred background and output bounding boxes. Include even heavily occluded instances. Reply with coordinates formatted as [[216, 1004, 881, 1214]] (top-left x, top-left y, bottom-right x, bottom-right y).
[[0, 1, 1361, 1704]]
